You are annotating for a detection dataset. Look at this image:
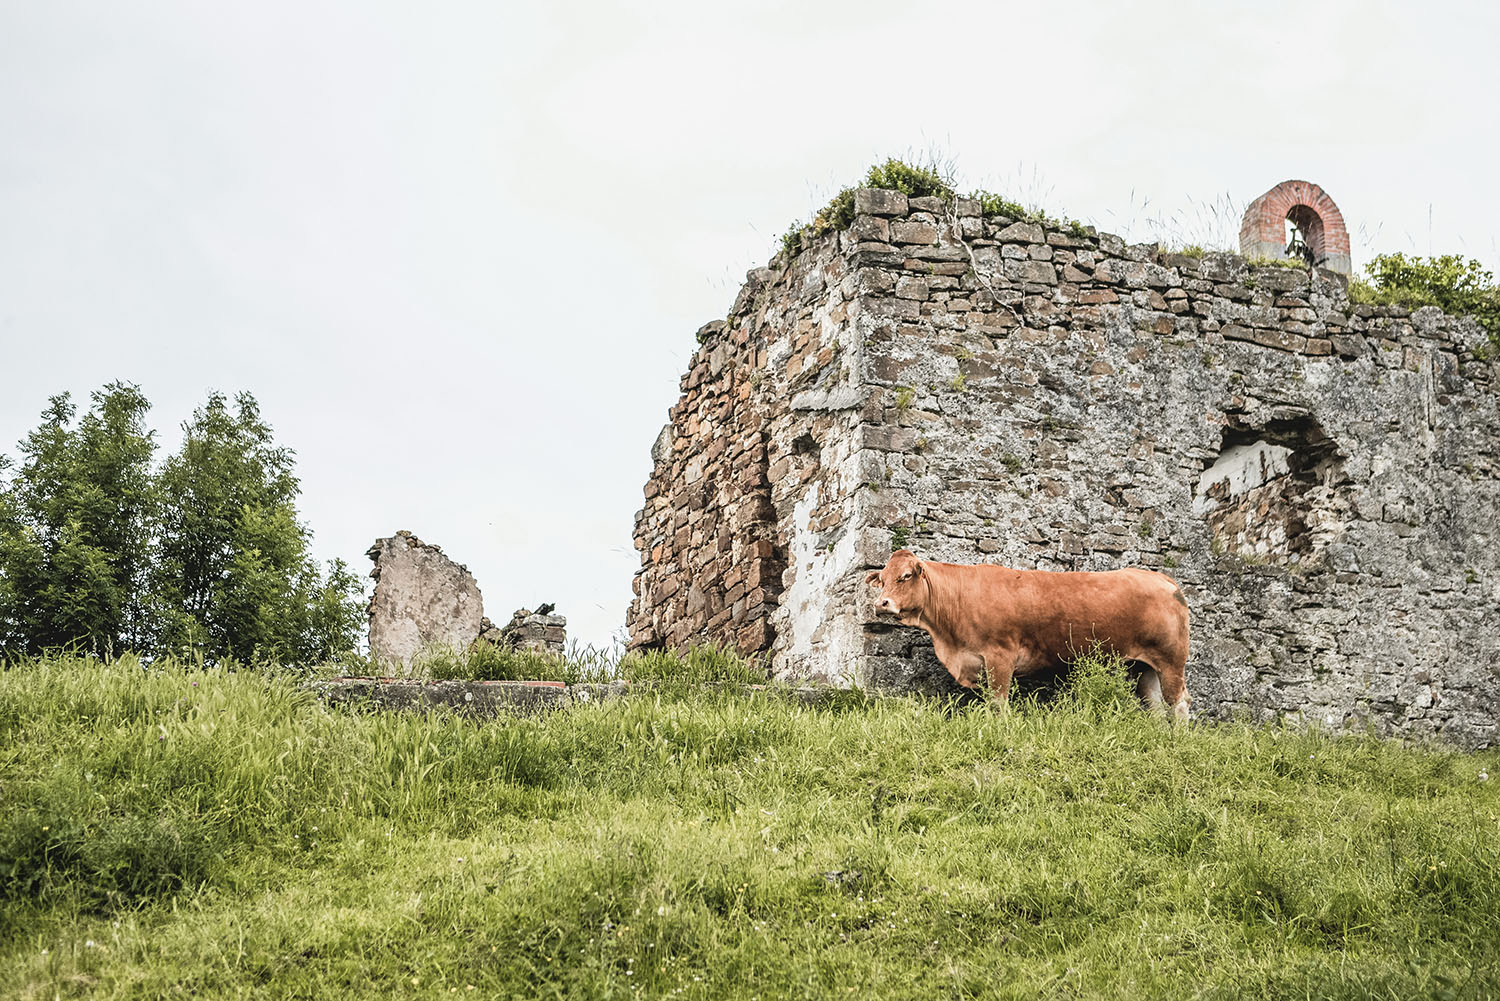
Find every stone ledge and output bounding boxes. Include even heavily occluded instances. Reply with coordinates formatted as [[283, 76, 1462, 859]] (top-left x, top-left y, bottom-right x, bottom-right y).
[[304, 677, 848, 716]]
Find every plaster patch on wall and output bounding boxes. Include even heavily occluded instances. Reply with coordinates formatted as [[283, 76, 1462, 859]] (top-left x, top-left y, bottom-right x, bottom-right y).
[[1193, 442, 1292, 516]]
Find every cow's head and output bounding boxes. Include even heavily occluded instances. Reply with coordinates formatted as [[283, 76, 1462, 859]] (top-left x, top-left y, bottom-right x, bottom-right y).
[[864, 549, 927, 622]]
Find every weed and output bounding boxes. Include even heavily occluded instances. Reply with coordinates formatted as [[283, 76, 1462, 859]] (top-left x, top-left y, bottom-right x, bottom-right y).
[[779, 226, 804, 259], [970, 190, 1029, 220], [948, 374, 967, 393], [889, 525, 911, 551], [1246, 255, 1307, 269], [1001, 453, 1023, 473], [894, 386, 915, 410], [864, 159, 952, 201], [780, 158, 954, 262]]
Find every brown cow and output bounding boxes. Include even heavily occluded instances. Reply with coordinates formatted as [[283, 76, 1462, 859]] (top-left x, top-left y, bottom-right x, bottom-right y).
[[864, 550, 1190, 719]]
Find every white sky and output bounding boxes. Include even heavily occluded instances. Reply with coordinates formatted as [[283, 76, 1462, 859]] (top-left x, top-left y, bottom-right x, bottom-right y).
[[2, 1, 1497, 651]]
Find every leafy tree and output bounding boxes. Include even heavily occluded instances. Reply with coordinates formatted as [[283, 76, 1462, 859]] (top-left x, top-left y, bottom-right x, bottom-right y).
[[0, 383, 158, 657], [152, 391, 362, 665]]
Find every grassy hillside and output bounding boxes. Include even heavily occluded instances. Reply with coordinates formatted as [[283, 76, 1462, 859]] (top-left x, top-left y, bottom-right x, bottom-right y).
[[3, 653, 1498, 1000]]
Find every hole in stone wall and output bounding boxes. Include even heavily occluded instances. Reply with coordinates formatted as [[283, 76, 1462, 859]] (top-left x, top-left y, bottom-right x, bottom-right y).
[[1193, 415, 1348, 564]]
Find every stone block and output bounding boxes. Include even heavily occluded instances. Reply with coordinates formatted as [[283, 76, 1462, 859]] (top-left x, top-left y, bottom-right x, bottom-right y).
[[891, 221, 940, 246], [854, 188, 907, 217], [995, 221, 1045, 244]]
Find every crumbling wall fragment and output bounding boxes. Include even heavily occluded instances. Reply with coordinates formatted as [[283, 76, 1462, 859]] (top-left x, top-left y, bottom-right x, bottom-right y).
[[367, 530, 484, 673], [478, 607, 568, 655]]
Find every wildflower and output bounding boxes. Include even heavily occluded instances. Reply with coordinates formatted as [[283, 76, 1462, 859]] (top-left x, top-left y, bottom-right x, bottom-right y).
[[1481, 771, 1490, 782]]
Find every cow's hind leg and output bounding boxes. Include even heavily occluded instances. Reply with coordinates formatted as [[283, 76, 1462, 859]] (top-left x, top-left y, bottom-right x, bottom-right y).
[[1136, 667, 1165, 710], [1154, 660, 1190, 722], [1131, 656, 1189, 721]]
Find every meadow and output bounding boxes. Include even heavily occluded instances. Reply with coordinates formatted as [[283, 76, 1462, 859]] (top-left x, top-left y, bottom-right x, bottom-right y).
[[3, 651, 1498, 1000]]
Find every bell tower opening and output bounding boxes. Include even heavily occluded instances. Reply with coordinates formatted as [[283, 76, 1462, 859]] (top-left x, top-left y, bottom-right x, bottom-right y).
[[1239, 179, 1351, 275]]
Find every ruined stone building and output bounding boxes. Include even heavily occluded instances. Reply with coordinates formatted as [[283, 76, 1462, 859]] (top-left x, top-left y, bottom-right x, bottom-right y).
[[627, 178, 1500, 746]]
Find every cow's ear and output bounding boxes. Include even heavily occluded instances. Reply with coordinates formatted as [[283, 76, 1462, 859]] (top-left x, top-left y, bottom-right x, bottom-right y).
[[864, 570, 881, 585], [911, 562, 924, 578]]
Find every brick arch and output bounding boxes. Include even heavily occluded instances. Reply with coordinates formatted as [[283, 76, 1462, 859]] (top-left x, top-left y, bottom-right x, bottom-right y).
[[1239, 180, 1351, 275]]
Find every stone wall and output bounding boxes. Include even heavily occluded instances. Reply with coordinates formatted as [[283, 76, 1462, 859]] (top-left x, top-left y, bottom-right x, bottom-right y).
[[631, 187, 1500, 747], [627, 230, 864, 676]]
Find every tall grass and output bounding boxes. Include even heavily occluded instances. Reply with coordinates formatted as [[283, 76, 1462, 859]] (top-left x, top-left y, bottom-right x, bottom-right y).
[[3, 652, 1498, 999], [409, 640, 618, 685]]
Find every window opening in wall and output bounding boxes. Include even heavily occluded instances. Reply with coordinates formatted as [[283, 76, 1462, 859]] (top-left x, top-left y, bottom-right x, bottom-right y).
[[1193, 416, 1347, 565]]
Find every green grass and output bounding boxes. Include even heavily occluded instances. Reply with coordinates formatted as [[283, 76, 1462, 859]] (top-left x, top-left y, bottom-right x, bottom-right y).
[[1245, 255, 1310, 269], [411, 641, 617, 685], [3, 652, 1499, 999]]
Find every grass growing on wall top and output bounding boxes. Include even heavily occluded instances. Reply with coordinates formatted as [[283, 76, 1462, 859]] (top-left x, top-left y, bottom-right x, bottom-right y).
[[781, 158, 955, 258], [778, 157, 1091, 264], [3, 651, 1499, 999]]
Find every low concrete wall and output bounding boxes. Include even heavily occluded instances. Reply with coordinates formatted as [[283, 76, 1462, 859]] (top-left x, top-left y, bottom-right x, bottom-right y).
[[303, 677, 847, 717]]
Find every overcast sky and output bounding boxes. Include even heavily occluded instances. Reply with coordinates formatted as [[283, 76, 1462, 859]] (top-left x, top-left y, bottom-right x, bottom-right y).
[[2, 1, 1497, 651]]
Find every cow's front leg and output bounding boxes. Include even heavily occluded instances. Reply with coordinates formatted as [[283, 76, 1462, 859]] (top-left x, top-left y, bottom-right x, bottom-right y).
[[979, 647, 1018, 712], [938, 648, 986, 689]]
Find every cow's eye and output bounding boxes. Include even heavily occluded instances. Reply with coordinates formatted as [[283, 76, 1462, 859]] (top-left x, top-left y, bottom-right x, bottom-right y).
[[897, 572, 910, 582]]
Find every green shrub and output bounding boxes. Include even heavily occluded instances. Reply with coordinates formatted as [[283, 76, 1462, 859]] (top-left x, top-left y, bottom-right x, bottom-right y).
[[1349, 253, 1500, 345]]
